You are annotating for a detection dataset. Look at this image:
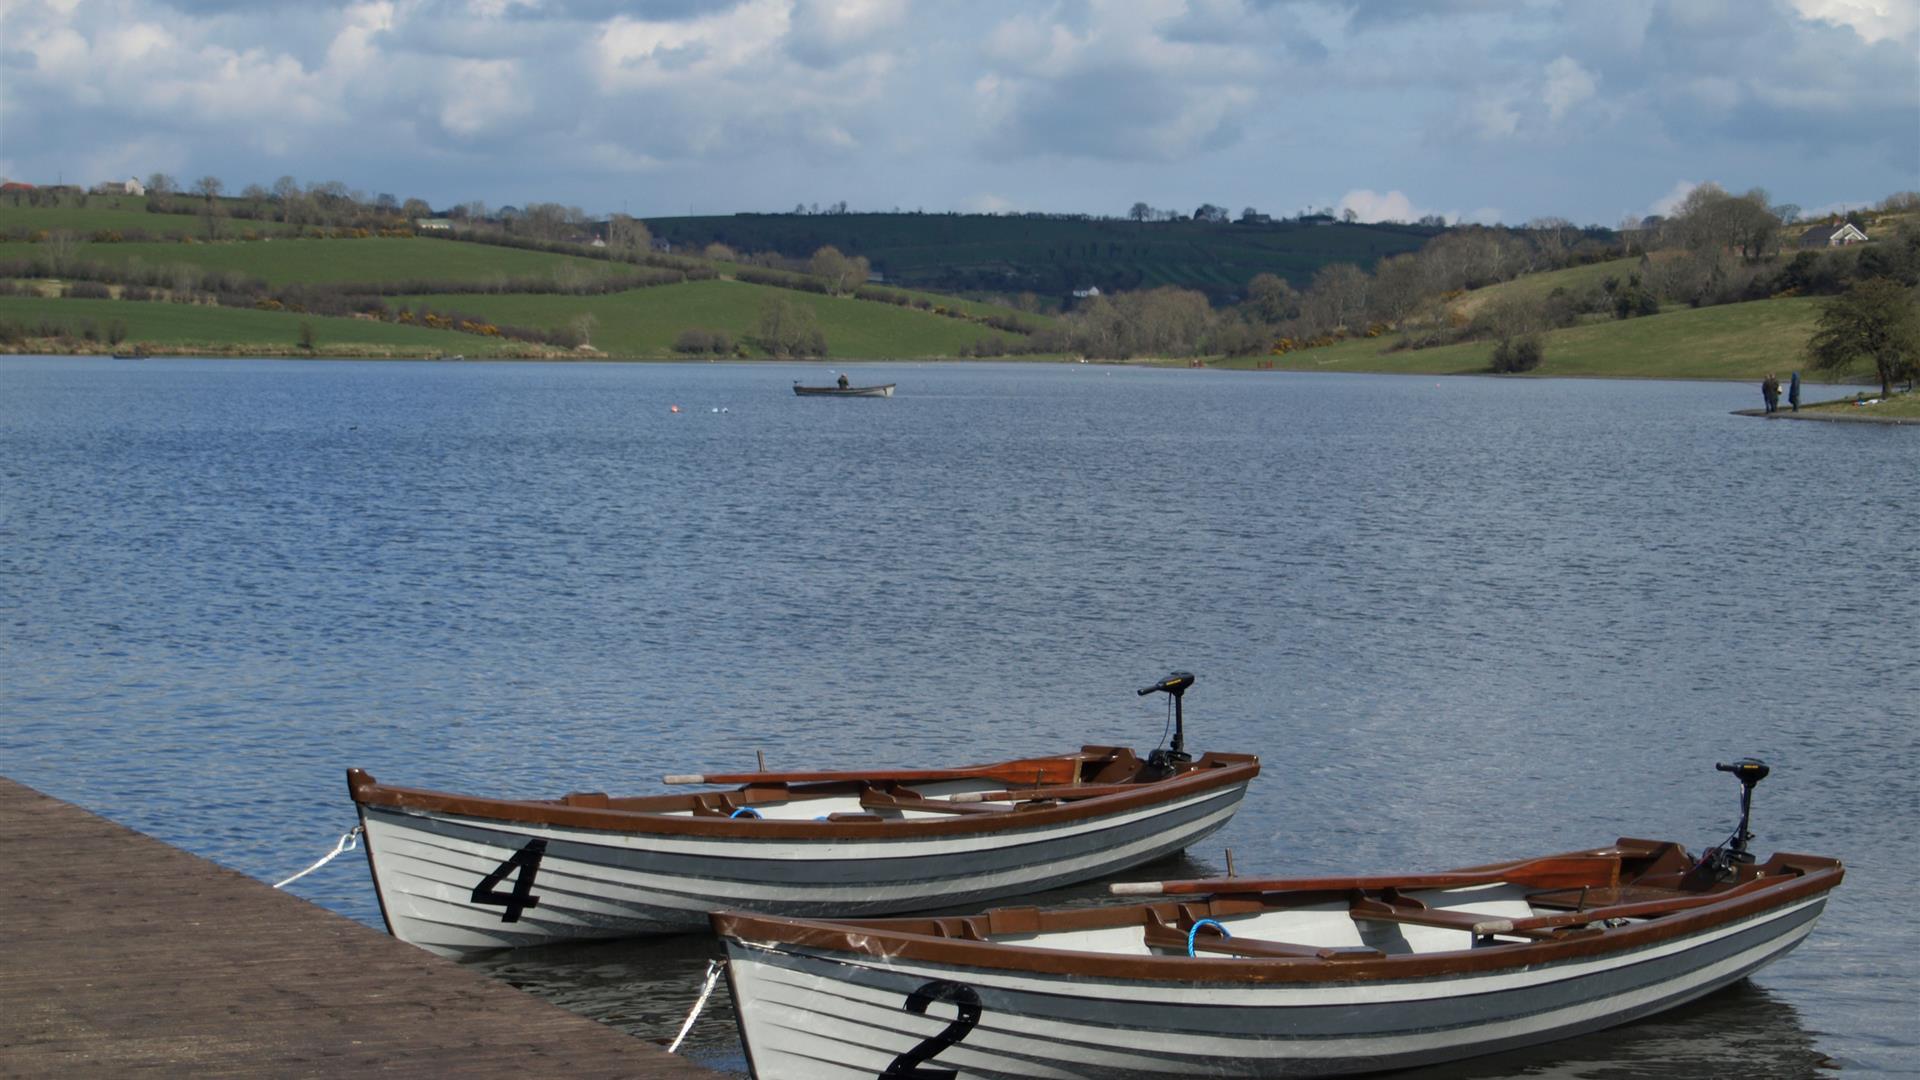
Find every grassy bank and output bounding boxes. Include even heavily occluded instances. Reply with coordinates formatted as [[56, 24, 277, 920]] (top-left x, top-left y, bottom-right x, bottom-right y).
[[1213, 296, 1851, 382], [0, 295, 527, 357]]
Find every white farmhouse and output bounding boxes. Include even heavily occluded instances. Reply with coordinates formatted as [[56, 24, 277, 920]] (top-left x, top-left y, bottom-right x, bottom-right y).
[[1798, 222, 1869, 248]]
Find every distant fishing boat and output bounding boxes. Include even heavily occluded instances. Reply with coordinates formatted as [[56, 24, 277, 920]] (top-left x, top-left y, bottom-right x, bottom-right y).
[[348, 672, 1256, 958], [794, 381, 894, 397], [716, 759, 1841, 1078]]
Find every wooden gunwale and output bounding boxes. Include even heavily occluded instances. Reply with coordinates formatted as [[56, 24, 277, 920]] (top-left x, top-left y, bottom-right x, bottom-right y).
[[348, 750, 1258, 841], [712, 848, 1842, 984]]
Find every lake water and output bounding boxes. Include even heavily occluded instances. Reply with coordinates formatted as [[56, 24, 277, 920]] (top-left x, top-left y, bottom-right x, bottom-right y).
[[1, 357, 1914, 1077]]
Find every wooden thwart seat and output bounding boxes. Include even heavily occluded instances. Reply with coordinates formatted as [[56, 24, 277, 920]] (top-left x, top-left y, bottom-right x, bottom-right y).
[[859, 790, 1011, 815], [1349, 894, 1559, 940]]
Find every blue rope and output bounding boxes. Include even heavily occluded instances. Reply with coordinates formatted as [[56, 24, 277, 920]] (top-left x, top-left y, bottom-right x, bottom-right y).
[[729, 807, 761, 819], [1187, 918, 1230, 956]]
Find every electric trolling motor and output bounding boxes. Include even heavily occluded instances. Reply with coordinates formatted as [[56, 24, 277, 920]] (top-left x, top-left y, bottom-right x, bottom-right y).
[[1139, 670, 1196, 775], [1689, 758, 1770, 885]]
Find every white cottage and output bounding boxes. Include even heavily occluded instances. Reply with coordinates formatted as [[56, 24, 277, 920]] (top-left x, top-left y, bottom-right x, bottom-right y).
[[1798, 222, 1869, 248]]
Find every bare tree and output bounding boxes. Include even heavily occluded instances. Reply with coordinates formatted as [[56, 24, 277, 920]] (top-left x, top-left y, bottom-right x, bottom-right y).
[[193, 176, 226, 240], [808, 245, 862, 293], [145, 172, 177, 196], [1128, 202, 1152, 222], [1368, 254, 1427, 326], [1302, 263, 1370, 335], [607, 214, 652, 257], [1244, 273, 1299, 324]]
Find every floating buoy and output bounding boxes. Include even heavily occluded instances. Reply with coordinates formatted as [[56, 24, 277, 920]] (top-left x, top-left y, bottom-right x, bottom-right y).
[[670, 404, 681, 413]]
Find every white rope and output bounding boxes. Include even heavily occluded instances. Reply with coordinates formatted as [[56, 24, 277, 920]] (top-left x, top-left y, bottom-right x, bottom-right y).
[[667, 959, 723, 1054], [273, 825, 362, 889]]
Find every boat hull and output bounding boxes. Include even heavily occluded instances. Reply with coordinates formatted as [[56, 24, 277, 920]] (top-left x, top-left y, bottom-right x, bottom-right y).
[[794, 383, 894, 396], [356, 775, 1251, 957]]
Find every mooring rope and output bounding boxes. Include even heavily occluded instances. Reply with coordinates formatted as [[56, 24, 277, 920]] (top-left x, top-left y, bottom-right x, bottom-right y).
[[667, 959, 724, 1054], [273, 825, 363, 889]]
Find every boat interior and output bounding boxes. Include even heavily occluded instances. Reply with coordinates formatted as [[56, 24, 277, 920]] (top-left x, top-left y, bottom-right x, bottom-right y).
[[461, 747, 1251, 824], [838, 842, 1840, 960]]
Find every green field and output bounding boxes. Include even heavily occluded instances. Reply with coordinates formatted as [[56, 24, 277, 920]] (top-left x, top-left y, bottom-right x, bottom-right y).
[[0, 195, 297, 238], [399, 278, 1004, 357], [652, 213, 1439, 300], [1450, 257, 1642, 317], [68, 237, 631, 288], [0, 296, 517, 355], [1222, 296, 1848, 382]]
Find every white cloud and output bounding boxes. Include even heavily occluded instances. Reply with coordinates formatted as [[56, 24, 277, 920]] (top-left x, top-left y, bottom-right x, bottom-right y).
[[1648, 179, 1701, 217], [1542, 56, 1597, 122], [1470, 93, 1520, 139], [1335, 189, 1424, 223], [1788, 0, 1918, 44], [439, 60, 527, 136], [960, 192, 1016, 213], [593, 0, 790, 91]]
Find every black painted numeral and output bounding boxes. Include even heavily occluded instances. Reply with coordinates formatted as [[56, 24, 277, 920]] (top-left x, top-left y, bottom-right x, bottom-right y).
[[471, 838, 547, 922], [879, 980, 982, 1080]]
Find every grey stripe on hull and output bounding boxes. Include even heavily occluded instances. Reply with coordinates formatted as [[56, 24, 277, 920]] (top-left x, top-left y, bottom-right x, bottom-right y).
[[375, 784, 1247, 885], [726, 900, 1825, 1078], [368, 788, 1244, 952]]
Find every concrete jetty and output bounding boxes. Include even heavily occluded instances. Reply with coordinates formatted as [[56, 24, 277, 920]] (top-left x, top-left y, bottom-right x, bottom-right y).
[[0, 776, 725, 1077]]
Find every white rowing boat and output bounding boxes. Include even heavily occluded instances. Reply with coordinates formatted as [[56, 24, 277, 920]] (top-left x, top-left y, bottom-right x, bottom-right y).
[[715, 760, 1840, 1078], [348, 673, 1257, 957]]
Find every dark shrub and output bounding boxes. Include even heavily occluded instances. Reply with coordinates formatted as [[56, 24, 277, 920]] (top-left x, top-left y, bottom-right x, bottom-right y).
[[1491, 335, 1544, 373]]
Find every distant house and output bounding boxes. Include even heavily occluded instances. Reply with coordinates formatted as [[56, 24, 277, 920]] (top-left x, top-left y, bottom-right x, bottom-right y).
[[90, 176, 145, 196], [414, 218, 453, 232], [650, 237, 673, 253], [0, 180, 33, 192], [1238, 212, 1273, 225], [1071, 285, 1102, 299], [1799, 222, 1869, 248]]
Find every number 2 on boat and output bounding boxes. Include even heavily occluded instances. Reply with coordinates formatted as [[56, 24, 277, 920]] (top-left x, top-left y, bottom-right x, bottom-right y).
[[470, 838, 547, 922], [880, 980, 982, 1080]]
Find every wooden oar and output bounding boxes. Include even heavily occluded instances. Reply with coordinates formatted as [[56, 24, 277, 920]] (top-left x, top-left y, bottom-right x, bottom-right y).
[[663, 756, 1079, 788], [1110, 855, 1621, 896], [1494, 876, 1778, 933]]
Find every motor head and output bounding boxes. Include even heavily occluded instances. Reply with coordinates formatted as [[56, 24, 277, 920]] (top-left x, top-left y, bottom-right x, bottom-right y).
[[1138, 671, 1195, 698], [1716, 759, 1770, 788]]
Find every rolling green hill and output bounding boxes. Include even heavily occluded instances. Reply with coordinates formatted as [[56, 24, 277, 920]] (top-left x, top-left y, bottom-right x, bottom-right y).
[[0, 193, 299, 238], [71, 237, 633, 288], [648, 213, 1439, 302], [397, 278, 1008, 358], [1223, 296, 1833, 381]]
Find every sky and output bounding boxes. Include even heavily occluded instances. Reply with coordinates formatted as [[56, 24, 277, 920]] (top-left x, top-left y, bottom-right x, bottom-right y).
[[2, 0, 1916, 226]]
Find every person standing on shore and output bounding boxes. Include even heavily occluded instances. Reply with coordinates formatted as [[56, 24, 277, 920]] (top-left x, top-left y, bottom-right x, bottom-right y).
[[1762, 374, 1779, 413], [1789, 371, 1801, 412]]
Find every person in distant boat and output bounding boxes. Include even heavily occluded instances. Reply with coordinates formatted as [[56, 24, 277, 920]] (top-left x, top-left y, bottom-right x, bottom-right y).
[[837, 372, 850, 389], [1789, 371, 1801, 412]]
